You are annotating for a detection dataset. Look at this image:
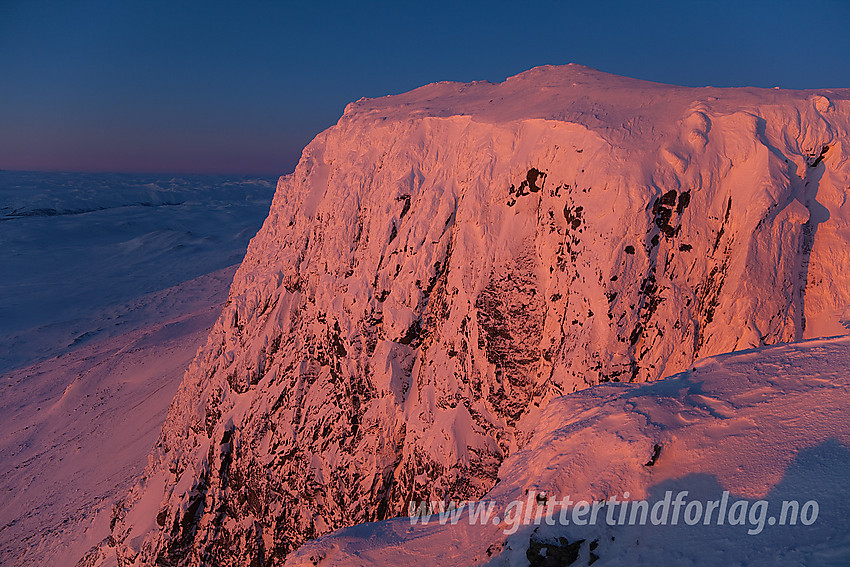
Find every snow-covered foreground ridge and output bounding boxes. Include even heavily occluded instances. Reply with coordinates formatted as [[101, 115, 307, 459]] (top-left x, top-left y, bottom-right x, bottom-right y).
[[83, 64, 850, 565], [285, 336, 850, 566]]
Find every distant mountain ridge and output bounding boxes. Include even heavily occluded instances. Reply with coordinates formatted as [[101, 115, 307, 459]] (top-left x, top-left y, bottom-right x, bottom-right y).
[[82, 64, 850, 566]]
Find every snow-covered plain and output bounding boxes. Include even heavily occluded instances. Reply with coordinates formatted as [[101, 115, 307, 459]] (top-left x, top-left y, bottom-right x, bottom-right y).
[[0, 172, 274, 566], [0, 171, 275, 372], [90, 65, 850, 566]]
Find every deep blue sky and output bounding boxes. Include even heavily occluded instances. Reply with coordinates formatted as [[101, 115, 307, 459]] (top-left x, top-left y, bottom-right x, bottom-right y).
[[1, 0, 848, 176]]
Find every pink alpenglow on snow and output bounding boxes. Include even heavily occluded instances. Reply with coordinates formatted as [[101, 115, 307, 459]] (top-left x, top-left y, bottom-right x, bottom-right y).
[[79, 65, 850, 566]]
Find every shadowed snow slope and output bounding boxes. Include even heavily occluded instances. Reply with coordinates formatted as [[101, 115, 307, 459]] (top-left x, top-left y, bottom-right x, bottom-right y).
[[86, 64, 850, 566], [285, 336, 850, 567], [0, 172, 274, 566], [0, 268, 235, 567]]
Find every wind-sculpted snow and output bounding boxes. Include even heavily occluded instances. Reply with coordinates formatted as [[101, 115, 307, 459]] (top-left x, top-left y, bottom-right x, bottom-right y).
[[86, 65, 850, 566], [285, 336, 850, 566]]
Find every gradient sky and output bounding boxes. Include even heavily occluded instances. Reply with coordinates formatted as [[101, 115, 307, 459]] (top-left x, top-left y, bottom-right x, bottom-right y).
[[1, 0, 848, 176]]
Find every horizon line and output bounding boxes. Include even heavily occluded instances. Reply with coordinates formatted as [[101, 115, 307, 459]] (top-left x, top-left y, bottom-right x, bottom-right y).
[[0, 166, 292, 179]]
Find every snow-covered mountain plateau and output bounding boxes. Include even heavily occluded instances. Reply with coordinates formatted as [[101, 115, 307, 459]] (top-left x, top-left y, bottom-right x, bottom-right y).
[[82, 65, 850, 566]]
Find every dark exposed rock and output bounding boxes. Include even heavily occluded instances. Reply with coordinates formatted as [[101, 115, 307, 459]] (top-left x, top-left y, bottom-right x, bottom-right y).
[[807, 145, 829, 167], [398, 320, 422, 346], [527, 534, 584, 567], [629, 325, 644, 346], [564, 205, 583, 229], [475, 258, 543, 424], [397, 194, 412, 218], [526, 168, 546, 192], [644, 443, 662, 466], [652, 194, 677, 238], [712, 196, 732, 253], [676, 190, 691, 215], [659, 189, 677, 207], [516, 168, 547, 196]]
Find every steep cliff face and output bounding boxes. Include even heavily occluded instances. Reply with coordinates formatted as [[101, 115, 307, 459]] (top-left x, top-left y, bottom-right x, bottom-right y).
[[283, 336, 850, 567], [84, 65, 850, 566]]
